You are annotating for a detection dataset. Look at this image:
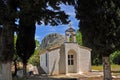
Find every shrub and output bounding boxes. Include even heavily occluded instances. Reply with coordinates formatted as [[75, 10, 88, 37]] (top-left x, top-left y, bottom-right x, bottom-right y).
[[110, 51, 120, 65]]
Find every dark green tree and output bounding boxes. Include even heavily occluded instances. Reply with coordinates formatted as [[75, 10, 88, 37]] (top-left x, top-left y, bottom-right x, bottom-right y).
[[75, 0, 120, 79], [16, 16, 36, 75]]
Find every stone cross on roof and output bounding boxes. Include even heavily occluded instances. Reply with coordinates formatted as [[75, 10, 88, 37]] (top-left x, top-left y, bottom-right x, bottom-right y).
[[69, 22, 73, 28]]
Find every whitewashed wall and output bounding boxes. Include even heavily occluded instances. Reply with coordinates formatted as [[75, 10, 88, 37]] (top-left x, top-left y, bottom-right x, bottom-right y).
[[59, 45, 66, 74], [79, 47, 91, 73], [40, 52, 49, 73], [40, 43, 91, 75], [64, 43, 79, 73], [48, 49, 60, 75], [64, 43, 91, 73]]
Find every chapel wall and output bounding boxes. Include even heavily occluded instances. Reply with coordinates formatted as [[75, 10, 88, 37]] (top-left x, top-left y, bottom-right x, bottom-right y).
[[48, 49, 60, 75], [79, 48, 91, 73], [59, 45, 66, 74], [64, 43, 79, 73], [40, 53, 49, 73]]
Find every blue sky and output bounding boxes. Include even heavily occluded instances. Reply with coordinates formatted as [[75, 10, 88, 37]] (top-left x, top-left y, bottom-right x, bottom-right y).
[[35, 5, 79, 43]]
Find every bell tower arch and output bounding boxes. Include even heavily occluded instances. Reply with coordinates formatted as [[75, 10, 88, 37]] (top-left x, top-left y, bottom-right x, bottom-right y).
[[65, 25, 76, 42]]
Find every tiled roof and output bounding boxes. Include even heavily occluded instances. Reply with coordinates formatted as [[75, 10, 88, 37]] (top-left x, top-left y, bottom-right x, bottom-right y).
[[79, 45, 92, 51], [47, 45, 61, 51], [39, 44, 61, 55]]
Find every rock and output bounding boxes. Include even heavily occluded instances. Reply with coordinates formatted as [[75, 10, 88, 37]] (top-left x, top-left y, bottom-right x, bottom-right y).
[[27, 64, 39, 75], [17, 70, 23, 78], [40, 33, 65, 49]]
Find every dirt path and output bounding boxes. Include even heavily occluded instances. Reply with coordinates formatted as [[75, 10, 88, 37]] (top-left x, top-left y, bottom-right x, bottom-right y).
[[27, 71, 120, 80]]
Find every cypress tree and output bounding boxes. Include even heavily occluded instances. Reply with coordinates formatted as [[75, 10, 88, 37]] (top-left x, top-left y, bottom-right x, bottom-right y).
[[75, 0, 120, 79]]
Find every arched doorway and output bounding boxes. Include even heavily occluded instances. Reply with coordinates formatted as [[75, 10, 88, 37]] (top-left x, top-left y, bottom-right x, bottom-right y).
[[68, 49, 77, 73]]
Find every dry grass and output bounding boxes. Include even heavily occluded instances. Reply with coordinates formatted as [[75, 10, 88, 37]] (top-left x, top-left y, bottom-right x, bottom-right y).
[[92, 65, 103, 71], [92, 64, 120, 71], [92, 64, 120, 76], [111, 65, 120, 71]]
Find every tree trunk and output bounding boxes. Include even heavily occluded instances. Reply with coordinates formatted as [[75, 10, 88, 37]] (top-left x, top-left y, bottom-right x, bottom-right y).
[[0, 62, 12, 80], [103, 56, 112, 80], [0, 23, 14, 80], [23, 63, 27, 76], [13, 60, 18, 77]]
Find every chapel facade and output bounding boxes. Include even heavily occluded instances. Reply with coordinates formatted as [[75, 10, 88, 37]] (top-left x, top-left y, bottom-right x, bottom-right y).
[[40, 26, 92, 75]]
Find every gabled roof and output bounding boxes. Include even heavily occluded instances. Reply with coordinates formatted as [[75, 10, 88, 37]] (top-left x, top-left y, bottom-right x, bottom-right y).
[[39, 44, 92, 55], [39, 44, 61, 55], [79, 45, 92, 51], [47, 45, 61, 51]]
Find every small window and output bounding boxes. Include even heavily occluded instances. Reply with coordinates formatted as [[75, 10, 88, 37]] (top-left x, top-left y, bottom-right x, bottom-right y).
[[71, 60, 74, 65], [68, 60, 70, 65], [46, 54, 47, 67], [68, 55, 70, 58], [71, 55, 73, 58], [68, 55, 74, 65]]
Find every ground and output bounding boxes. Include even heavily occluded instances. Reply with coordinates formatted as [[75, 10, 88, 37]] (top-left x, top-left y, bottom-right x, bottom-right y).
[[26, 70, 120, 80], [12, 64, 120, 80]]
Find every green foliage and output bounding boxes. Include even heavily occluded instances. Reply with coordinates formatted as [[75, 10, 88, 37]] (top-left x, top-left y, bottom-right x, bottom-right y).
[[92, 54, 102, 65], [13, 35, 21, 61], [110, 51, 120, 65], [75, 1, 120, 78], [28, 48, 40, 66], [76, 30, 82, 45], [28, 40, 40, 66], [93, 57, 100, 66]]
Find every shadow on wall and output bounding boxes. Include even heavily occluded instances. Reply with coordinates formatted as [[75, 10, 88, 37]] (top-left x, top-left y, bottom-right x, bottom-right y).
[[39, 66, 47, 75], [50, 59, 57, 75]]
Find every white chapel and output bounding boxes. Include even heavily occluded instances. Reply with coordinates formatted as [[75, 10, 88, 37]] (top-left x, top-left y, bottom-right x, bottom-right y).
[[39, 26, 92, 75]]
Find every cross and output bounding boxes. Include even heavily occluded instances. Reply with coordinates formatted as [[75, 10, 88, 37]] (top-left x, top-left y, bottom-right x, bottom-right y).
[[69, 22, 72, 28]]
